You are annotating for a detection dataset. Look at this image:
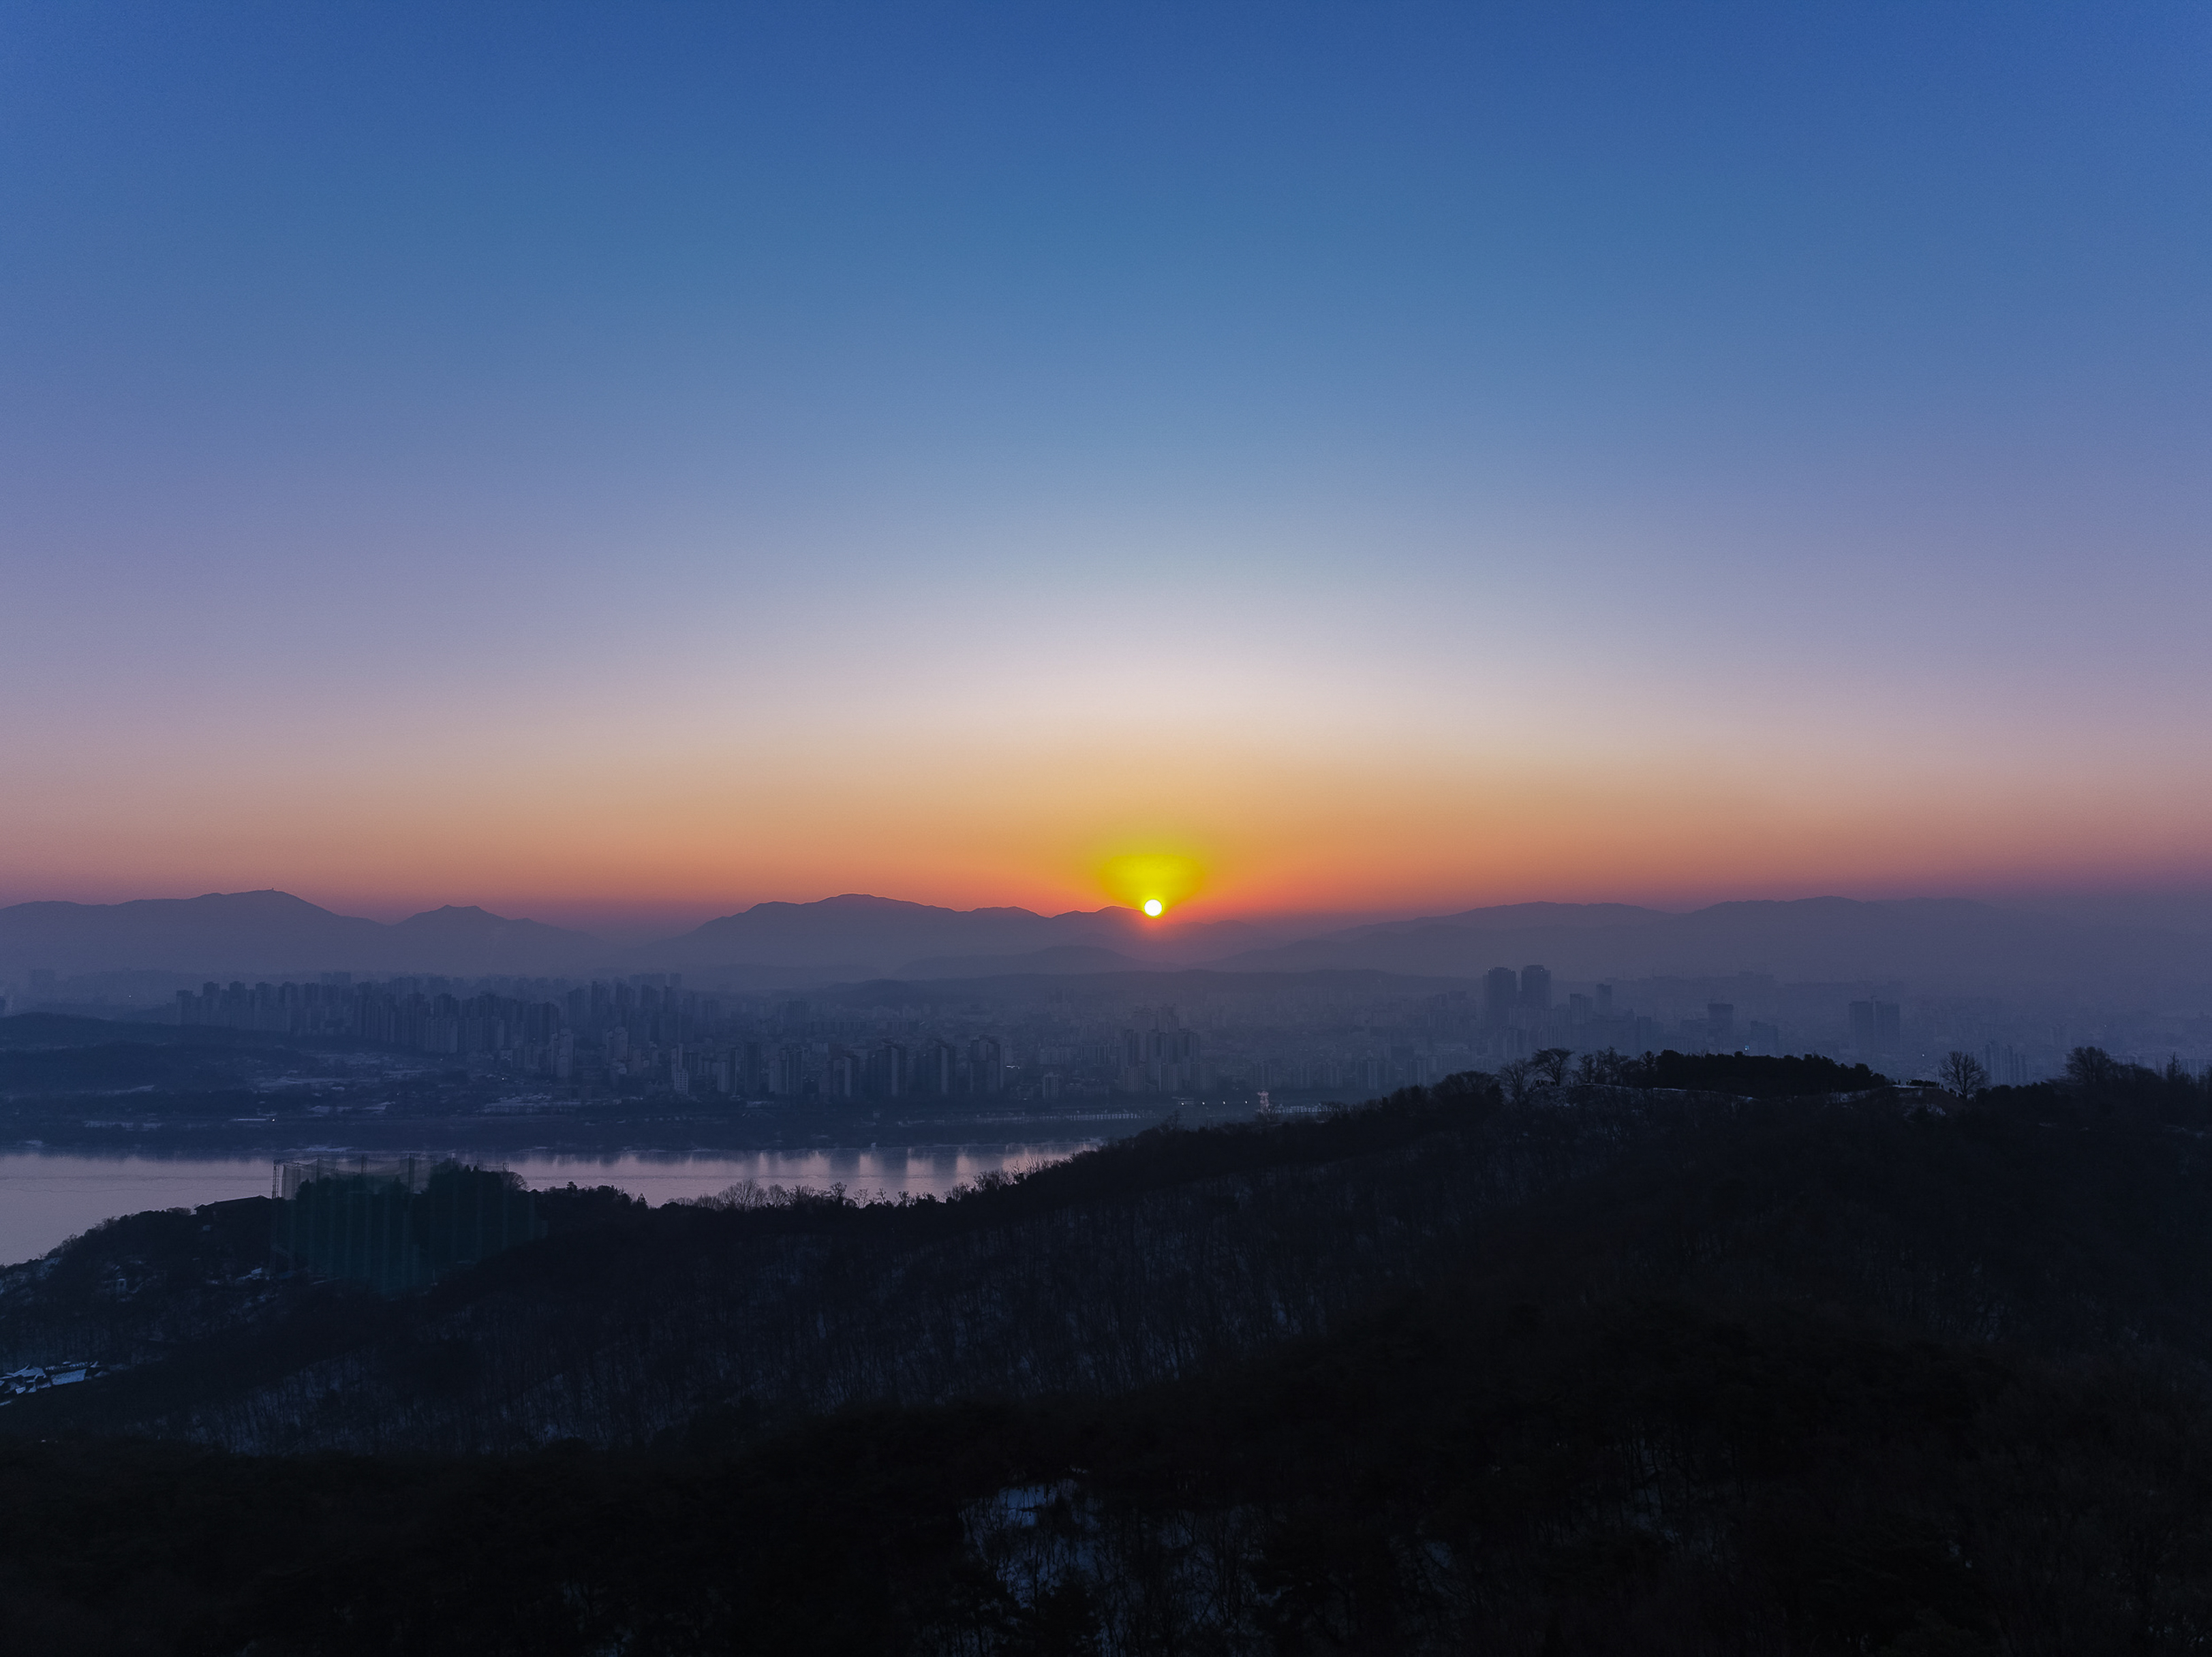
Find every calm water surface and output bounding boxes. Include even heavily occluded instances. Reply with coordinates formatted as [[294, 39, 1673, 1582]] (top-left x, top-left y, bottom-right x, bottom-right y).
[[0, 1143, 1098, 1267]]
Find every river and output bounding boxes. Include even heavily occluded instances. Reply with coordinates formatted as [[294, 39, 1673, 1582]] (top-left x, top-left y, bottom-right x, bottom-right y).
[[0, 1141, 1100, 1266]]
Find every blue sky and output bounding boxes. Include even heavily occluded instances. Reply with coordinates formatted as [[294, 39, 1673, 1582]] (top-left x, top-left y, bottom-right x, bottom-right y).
[[3, 3, 2208, 925]]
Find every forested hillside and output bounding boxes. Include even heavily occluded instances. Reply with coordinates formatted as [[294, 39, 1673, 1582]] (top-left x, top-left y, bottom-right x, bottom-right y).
[[7, 1057, 2212, 1652]]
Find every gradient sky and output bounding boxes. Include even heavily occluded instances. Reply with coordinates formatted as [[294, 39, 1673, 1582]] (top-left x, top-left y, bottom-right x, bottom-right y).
[[3, 3, 2208, 933]]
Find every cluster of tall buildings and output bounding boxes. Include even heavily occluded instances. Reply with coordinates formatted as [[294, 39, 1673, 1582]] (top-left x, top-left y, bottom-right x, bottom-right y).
[[140, 964, 2097, 1102], [176, 978, 572, 1073], [1480, 965, 1556, 1026], [168, 974, 1029, 1100], [737, 1034, 1009, 1100], [1115, 1006, 1202, 1096], [1848, 999, 1903, 1051]]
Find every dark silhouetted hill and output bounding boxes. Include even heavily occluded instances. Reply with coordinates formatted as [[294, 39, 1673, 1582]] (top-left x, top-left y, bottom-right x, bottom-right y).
[[0, 1012, 315, 1100], [8, 1059, 2212, 1650]]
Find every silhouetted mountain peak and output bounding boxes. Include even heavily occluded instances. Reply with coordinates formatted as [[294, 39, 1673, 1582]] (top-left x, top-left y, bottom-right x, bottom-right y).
[[640, 895, 1266, 975], [0, 891, 603, 977], [396, 904, 537, 928], [181, 889, 339, 914]]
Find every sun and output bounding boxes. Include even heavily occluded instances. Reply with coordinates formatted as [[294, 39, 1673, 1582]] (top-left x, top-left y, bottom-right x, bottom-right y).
[[1098, 852, 1205, 916]]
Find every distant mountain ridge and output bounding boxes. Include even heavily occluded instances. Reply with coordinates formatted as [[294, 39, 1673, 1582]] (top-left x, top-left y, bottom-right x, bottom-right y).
[[1324, 901, 1674, 940], [0, 893, 606, 979], [5, 888, 2208, 1002], [634, 893, 1280, 976], [1208, 895, 2212, 997], [634, 893, 2212, 997]]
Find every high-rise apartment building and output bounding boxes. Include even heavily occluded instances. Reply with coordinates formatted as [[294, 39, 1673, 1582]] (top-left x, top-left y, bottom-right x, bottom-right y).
[[919, 1039, 957, 1097], [1848, 1000, 1902, 1051], [1482, 967, 1519, 1027], [968, 1036, 1005, 1094], [870, 1040, 908, 1098], [770, 1042, 808, 1097]]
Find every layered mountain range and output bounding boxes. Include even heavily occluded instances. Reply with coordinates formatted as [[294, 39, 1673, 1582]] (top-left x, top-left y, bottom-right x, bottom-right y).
[[0, 893, 601, 980], [2, 888, 2208, 1001]]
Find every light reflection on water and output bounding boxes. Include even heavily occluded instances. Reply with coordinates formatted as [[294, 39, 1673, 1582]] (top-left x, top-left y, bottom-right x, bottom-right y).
[[504, 1143, 1096, 1206], [0, 1142, 1099, 1267]]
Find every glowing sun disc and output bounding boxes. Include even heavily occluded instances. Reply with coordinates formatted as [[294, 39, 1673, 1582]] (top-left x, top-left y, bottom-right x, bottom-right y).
[[1100, 852, 1204, 913]]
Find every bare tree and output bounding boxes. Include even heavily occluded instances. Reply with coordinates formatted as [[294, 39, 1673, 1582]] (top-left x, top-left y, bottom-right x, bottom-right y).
[[1575, 1047, 1627, 1087], [1939, 1051, 1989, 1100], [1498, 1059, 1535, 1105], [1532, 1048, 1572, 1087], [2065, 1046, 2118, 1092]]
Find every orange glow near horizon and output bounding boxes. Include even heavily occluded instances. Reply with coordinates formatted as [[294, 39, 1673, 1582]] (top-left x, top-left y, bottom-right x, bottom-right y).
[[5, 732, 2211, 933]]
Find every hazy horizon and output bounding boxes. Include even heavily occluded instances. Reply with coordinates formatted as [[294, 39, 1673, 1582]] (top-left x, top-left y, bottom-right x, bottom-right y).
[[7, 879, 2212, 946], [10, 880, 2212, 953]]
